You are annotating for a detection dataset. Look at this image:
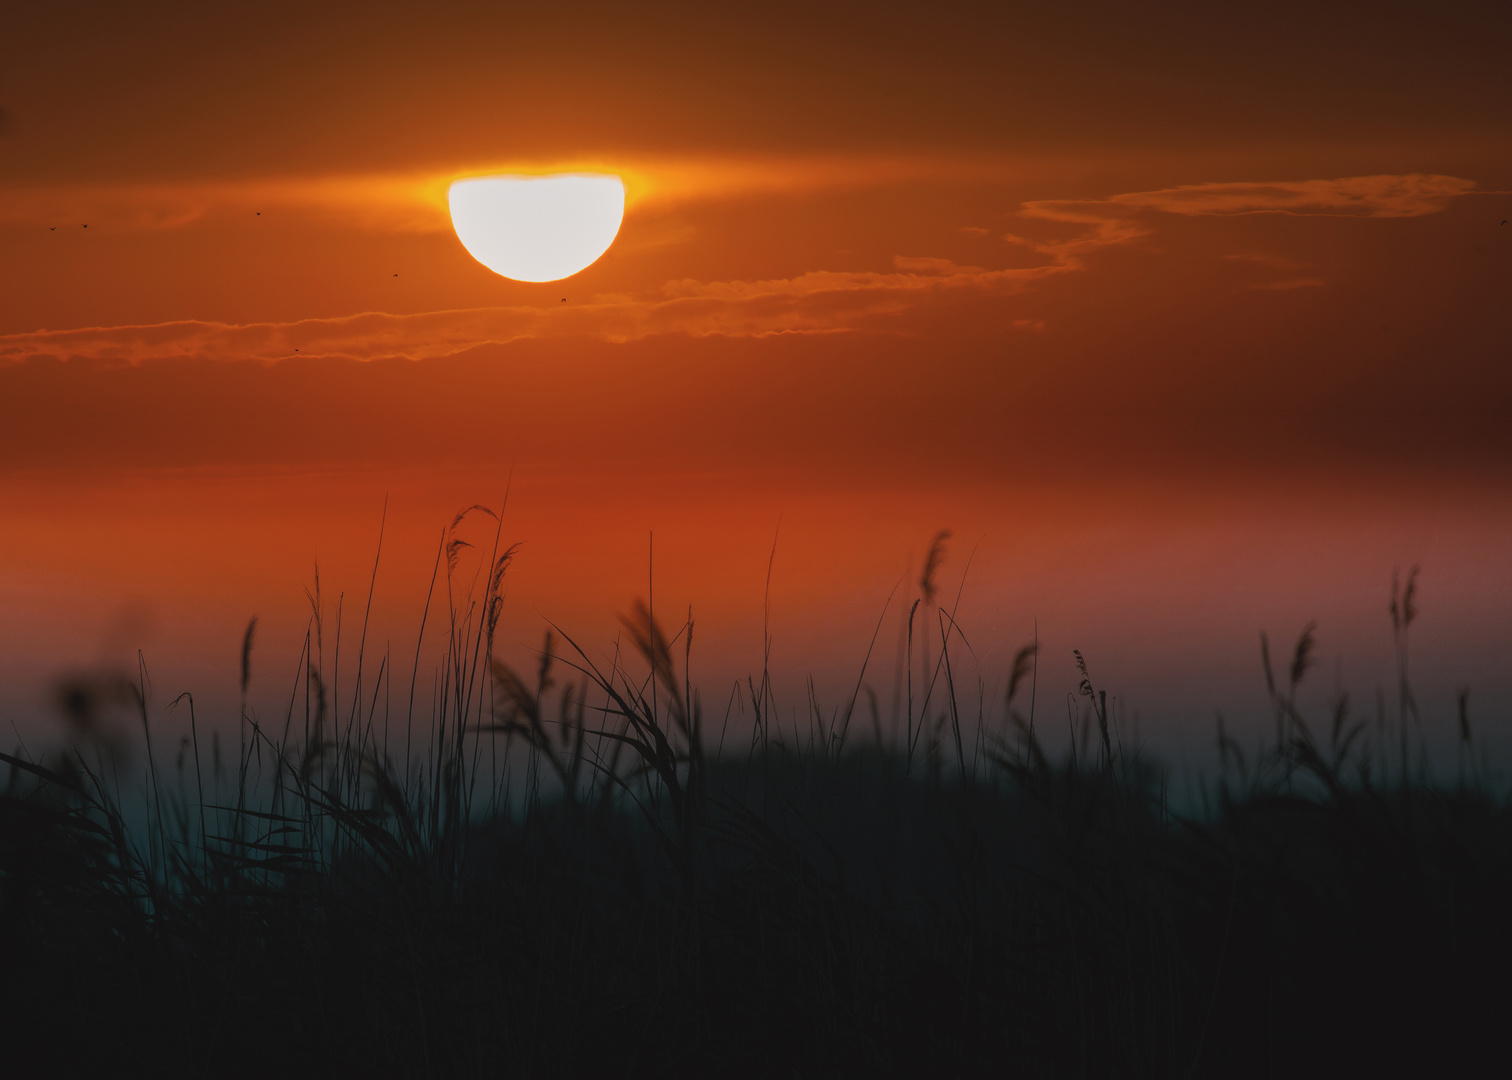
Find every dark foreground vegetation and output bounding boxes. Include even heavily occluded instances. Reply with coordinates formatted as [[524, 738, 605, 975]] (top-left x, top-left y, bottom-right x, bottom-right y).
[[2, 523, 1508, 1077]]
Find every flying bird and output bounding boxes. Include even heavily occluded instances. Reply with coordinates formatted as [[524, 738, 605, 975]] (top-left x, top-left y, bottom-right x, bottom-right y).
[[49, 226, 55, 231], [560, 298, 566, 303]]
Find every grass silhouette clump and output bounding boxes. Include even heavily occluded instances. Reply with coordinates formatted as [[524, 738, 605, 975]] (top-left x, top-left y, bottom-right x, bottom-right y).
[[1, 520, 1508, 1077]]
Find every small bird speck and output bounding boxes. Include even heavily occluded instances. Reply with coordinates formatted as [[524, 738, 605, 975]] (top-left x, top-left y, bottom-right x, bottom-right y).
[[82, 224, 88, 228], [49, 226, 55, 231], [560, 298, 566, 303]]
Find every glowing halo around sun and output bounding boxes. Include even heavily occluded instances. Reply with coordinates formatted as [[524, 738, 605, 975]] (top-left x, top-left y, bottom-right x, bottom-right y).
[[447, 173, 625, 283]]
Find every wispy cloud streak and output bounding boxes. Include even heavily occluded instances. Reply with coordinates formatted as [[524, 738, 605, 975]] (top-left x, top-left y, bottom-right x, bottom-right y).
[[0, 173, 1475, 363], [0, 255, 1064, 364]]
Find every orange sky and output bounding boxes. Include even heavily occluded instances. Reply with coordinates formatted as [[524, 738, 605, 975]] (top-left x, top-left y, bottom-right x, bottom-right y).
[[3, 1, 1510, 475], [3, 2, 1512, 749]]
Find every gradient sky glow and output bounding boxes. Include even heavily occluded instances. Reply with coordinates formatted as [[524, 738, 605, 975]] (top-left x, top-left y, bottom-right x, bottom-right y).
[[3, 1, 1511, 754]]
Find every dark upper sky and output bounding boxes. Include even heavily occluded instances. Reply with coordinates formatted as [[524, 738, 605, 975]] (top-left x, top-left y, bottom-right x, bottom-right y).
[[5, 1, 1511, 180]]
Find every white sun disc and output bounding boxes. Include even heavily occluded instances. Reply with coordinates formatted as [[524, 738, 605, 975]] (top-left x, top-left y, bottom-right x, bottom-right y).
[[447, 173, 625, 283]]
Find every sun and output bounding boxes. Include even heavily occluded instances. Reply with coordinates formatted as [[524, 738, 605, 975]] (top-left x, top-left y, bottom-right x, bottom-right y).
[[447, 173, 625, 283]]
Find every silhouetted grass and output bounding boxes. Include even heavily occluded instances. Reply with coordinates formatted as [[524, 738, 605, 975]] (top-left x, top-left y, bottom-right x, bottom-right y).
[[2, 522, 1508, 1077]]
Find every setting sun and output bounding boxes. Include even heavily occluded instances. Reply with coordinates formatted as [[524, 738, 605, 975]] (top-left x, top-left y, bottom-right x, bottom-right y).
[[4, 3, 1511, 1071], [447, 173, 624, 282]]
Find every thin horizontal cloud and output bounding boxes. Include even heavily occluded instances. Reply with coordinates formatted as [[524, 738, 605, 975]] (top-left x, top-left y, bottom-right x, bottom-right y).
[[0, 175, 450, 234], [1006, 172, 1476, 291], [1014, 174, 1474, 249], [1015, 174, 1475, 247], [0, 255, 1066, 365], [1003, 205, 1152, 267], [1108, 174, 1476, 218]]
